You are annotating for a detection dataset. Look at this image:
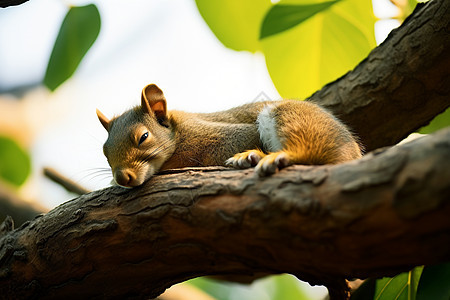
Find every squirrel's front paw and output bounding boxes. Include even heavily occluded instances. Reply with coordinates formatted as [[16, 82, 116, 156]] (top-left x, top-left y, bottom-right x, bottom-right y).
[[255, 152, 291, 176], [225, 150, 266, 169]]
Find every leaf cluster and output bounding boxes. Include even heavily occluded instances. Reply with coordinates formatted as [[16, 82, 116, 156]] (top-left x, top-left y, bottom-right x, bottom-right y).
[[195, 0, 376, 99]]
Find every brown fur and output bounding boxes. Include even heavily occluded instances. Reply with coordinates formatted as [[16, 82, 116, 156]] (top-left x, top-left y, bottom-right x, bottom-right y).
[[97, 84, 361, 187], [273, 100, 361, 164], [161, 109, 263, 170]]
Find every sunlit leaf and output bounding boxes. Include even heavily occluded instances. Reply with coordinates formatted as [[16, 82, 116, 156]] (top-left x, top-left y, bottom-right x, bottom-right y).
[[407, 0, 418, 13], [44, 4, 101, 91], [260, 1, 340, 39], [418, 107, 450, 134], [261, 0, 376, 99], [271, 274, 310, 300], [195, 0, 271, 52], [416, 263, 450, 300], [0, 136, 31, 187], [374, 267, 423, 300]]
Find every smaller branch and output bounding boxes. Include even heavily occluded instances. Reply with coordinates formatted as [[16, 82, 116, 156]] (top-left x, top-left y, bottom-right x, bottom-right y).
[[43, 167, 91, 195], [0, 181, 44, 226]]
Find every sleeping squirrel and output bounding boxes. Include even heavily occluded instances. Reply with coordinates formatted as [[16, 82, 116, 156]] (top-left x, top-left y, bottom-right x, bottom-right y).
[[96, 84, 362, 188]]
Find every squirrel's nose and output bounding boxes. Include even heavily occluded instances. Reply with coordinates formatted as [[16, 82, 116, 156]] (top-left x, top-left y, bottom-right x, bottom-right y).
[[114, 169, 137, 188]]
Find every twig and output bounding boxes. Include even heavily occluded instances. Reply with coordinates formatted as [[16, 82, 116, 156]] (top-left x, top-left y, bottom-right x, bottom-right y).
[[43, 167, 91, 195]]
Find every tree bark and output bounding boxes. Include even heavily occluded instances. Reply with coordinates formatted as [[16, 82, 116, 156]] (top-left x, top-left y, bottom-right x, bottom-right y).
[[1, 128, 449, 299], [310, 0, 450, 152]]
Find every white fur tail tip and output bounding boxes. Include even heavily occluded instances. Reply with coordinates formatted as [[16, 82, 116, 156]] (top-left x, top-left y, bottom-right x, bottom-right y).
[[257, 105, 282, 152]]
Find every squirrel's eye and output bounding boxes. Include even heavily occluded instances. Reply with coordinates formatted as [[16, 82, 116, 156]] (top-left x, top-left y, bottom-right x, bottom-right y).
[[139, 132, 149, 145]]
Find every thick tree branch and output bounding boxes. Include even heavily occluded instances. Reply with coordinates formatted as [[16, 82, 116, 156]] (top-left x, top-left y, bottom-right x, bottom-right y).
[[310, 0, 450, 151], [1, 128, 449, 299]]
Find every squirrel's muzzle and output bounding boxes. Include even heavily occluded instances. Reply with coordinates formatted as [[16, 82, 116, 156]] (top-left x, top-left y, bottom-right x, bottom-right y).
[[114, 168, 139, 188]]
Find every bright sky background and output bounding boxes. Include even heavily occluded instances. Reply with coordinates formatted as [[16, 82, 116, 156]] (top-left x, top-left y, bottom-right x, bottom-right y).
[[0, 0, 400, 209]]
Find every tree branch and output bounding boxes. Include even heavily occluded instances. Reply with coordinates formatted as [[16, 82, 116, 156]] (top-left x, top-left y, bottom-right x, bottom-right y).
[[1, 128, 449, 299], [310, 0, 450, 151], [43, 167, 91, 196], [0, 181, 44, 227]]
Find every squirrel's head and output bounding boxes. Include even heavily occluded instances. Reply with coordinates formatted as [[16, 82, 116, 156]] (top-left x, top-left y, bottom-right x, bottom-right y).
[[96, 84, 175, 188]]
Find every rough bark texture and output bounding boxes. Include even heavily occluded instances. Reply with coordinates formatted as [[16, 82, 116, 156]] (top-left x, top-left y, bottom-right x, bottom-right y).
[[309, 0, 450, 152], [0, 128, 449, 299]]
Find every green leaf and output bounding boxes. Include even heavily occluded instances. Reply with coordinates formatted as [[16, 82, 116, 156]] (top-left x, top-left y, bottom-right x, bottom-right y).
[[261, 0, 376, 99], [188, 277, 231, 300], [374, 267, 423, 300], [260, 1, 340, 39], [188, 275, 311, 300], [407, 0, 418, 12], [195, 0, 271, 52], [0, 136, 31, 187], [418, 107, 450, 134], [271, 274, 310, 300], [416, 263, 450, 300], [44, 4, 101, 91]]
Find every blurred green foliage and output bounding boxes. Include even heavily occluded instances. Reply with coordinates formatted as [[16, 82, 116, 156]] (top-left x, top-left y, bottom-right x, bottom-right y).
[[352, 264, 450, 300], [195, 0, 271, 52], [188, 274, 312, 300], [0, 136, 31, 186], [0, 4, 100, 188], [196, 0, 375, 99], [262, 0, 375, 99], [419, 108, 450, 134], [374, 267, 422, 300], [44, 4, 101, 91], [270, 274, 311, 299], [260, 1, 341, 39]]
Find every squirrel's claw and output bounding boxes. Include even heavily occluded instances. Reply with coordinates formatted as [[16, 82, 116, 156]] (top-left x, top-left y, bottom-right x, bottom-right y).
[[227, 150, 292, 177], [254, 152, 291, 177], [225, 150, 266, 169]]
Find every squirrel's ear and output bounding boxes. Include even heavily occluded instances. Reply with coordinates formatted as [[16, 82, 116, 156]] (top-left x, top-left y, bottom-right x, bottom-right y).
[[96, 109, 110, 132], [141, 84, 167, 120]]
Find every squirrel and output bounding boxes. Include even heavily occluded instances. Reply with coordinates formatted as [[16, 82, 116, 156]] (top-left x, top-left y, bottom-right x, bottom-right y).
[[96, 84, 362, 188]]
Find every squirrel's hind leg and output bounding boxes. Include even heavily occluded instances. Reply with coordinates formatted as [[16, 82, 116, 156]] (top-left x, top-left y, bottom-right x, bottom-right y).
[[225, 149, 266, 169]]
